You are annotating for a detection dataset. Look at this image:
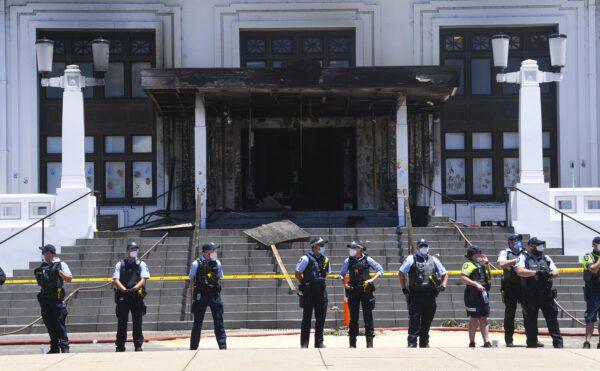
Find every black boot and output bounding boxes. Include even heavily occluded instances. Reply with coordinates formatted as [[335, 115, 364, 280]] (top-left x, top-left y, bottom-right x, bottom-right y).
[[60, 347, 70, 353], [583, 341, 591, 349], [115, 346, 125, 352], [483, 342, 492, 348], [134, 346, 143, 352], [47, 346, 60, 354], [315, 342, 325, 348], [349, 338, 356, 348], [366, 338, 373, 348], [219, 344, 227, 350], [469, 342, 476, 348]]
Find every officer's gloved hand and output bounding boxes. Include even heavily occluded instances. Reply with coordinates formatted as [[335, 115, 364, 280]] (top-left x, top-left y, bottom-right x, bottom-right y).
[[127, 288, 138, 295], [536, 268, 550, 280], [50, 262, 62, 272]]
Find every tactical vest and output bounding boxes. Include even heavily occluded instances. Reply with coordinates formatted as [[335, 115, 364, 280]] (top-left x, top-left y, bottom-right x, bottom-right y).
[[35, 261, 64, 299], [520, 252, 553, 291], [408, 255, 437, 291], [302, 252, 329, 286], [502, 249, 521, 284], [465, 260, 489, 301], [194, 258, 220, 295], [348, 255, 371, 286], [583, 253, 600, 290], [119, 259, 142, 289]]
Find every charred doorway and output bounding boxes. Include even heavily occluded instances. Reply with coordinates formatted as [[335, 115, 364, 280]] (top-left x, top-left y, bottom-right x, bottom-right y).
[[242, 127, 355, 211]]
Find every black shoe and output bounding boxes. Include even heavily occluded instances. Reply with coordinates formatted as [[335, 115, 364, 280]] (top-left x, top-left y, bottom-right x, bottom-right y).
[[190, 347, 198, 351], [583, 341, 591, 349], [301, 343, 309, 349], [419, 343, 429, 348], [366, 338, 373, 348], [315, 343, 325, 349], [408, 343, 417, 348], [597, 343, 600, 349], [554, 343, 563, 349], [219, 344, 227, 350], [47, 347, 60, 354], [134, 346, 143, 352], [60, 347, 69, 353], [537, 341, 544, 348], [469, 342, 476, 348], [349, 339, 357, 348], [115, 347, 125, 352], [483, 342, 492, 348]]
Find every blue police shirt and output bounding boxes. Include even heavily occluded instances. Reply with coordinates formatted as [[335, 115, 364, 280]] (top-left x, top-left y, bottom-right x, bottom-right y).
[[50, 258, 72, 277], [399, 254, 447, 275], [189, 256, 223, 280], [339, 255, 384, 277], [295, 253, 331, 273], [112, 259, 150, 280]]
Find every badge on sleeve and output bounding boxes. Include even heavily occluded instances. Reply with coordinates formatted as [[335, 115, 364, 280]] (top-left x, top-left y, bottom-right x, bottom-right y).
[[462, 262, 469, 270]]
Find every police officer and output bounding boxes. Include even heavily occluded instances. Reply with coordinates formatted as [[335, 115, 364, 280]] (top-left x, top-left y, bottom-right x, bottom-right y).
[[34, 244, 72, 354], [582, 236, 600, 349], [460, 246, 492, 348], [497, 234, 524, 347], [339, 240, 384, 348], [189, 242, 227, 350], [294, 236, 331, 348], [399, 238, 448, 348], [516, 237, 563, 348], [0, 266, 5, 286], [112, 242, 150, 352]]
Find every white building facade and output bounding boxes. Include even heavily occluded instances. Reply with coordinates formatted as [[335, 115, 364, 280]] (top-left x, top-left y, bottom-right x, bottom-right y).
[[0, 0, 599, 241]]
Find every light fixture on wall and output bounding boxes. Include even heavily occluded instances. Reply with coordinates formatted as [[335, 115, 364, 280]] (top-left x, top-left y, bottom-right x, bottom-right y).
[[92, 38, 110, 75], [548, 34, 567, 69]]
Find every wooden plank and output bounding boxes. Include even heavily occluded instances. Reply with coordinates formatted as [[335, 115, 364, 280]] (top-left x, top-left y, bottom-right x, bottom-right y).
[[270, 244, 297, 294]]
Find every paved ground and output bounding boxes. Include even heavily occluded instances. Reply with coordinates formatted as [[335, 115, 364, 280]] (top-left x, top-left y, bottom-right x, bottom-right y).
[[1, 330, 599, 370]]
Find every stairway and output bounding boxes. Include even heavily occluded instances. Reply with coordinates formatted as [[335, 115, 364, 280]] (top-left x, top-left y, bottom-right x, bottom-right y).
[[0, 224, 585, 334]]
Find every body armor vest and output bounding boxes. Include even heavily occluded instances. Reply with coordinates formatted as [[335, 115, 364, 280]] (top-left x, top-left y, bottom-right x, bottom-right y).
[[583, 253, 600, 290], [348, 255, 371, 286], [465, 260, 489, 301], [302, 252, 328, 286], [194, 259, 220, 295], [34, 261, 64, 299], [521, 252, 553, 291], [119, 259, 142, 289], [502, 249, 521, 284], [408, 255, 437, 291]]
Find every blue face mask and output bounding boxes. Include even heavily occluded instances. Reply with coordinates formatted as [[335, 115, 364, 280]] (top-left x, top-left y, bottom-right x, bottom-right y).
[[514, 241, 522, 250], [319, 247, 326, 255]]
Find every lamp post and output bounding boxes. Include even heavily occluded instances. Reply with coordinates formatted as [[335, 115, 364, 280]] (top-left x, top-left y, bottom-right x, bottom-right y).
[[35, 38, 109, 193], [491, 33, 567, 185]]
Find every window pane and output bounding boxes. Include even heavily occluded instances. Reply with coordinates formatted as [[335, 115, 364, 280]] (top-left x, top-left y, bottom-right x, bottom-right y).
[[105, 136, 125, 153], [105, 62, 125, 97], [246, 61, 266, 69], [245, 38, 266, 54], [132, 136, 152, 153], [471, 58, 491, 94], [445, 133, 465, 150], [444, 59, 464, 95], [272, 61, 284, 68], [46, 137, 62, 154], [445, 158, 466, 195], [303, 37, 322, 53], [443, 35, 464, 51], [132, 162, 153, 198], [472, 132, 492, 150], [503, 132, 519, 149], [473, 158, 493, 195], [272, 37, 293, 55], [543, 157, 551, 183], [329, 60, 350, 68], [587, 200, 600, 210], [85, 162, 95, 190], [329, 37, 351, 53], [105, 162, 126, 198], [131, 62, 151, 98], [79, 63, 94, 98], [85, 136, 94, 154], [502, 58, 521, 94], [46, 62, 65, 99], [503, 158, 520, 187], [46, 162, 61, 194], [543, 131, 551, 149]]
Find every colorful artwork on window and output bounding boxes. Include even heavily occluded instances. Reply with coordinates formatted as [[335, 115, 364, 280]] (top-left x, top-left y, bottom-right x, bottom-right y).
[[445, 158, 465, 195], [105, 162, 125, 198], [85, 162, 95, 191], [46, 162, 61, 194], [132, 136, 152, 153], [133, 162, 152, 198], [503, 158, 519, 187], [473, 158, 493, 195], [543, 157, 551, 183]]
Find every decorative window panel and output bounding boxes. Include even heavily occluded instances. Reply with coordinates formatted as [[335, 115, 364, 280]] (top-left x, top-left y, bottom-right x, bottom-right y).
[[303, 37, 322, 53], [47, 162, 61, 194], [329, 37, 351, 53], [71, 39, 92, 55], [46, 137, 62, 154], [585, 198, 600, 212], [54, 40, 65, 55], [471, 59, 491, 94], [510, 35, 521, 50], [555, 197, 576, 213], [503, 132, 519, 149], [105, 162, 126, 199], [503, 158, 519, 188], [0, 203, 21, 220], [473, 158, 493, 195], [472, 132, 492, 150], [105, 136, 125, 153], [132, 162, 153, 198], [105, 62, 125, 98], [444, 133, 465, 150], [246, 39, 266, 54], [132, 136, 152, 153], [272, 38, 293, 54], [471, 35, 491, 51], [543, 157, 552, 183], [444, 35, 464, 51], [29, 202, 51, 219], [85, 162, 95, 191], [130, 37, 153, 55], [109, 39, 125, 55], [445, 158, 466, 195], [85, 136, 95, 154]]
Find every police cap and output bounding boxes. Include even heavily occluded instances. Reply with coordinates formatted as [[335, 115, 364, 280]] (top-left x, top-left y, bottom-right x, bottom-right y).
[[347, 240, 366, 250], [202, 242, 220, 252], [508, 234, 523, 242], [593, 236, 600, 245], [527, 237, 546, 246], [310, 237, 328, 247], [465, 245, 482, 259], [126, 242, 139, 250], [39, 244, 56, 254]]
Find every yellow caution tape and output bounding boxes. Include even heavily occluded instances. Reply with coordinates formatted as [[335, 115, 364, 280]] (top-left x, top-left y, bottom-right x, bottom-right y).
[[3, 267, 584, 285]]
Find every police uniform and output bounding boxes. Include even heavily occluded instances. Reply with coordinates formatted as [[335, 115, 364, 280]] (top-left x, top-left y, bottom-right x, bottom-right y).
[[516, 249, 563, 348], [34, 253, 71, 353], [498, 244, 524, 346], [461, 259, 491, 318], [340, 249, 384, 348], [296, 249, 331, 348], [400, 253, 447, 347], [0, 266, 5, 286], [189, 253, 227, 350], [113, 258, 150, 351], [583, 251, 600, 332]]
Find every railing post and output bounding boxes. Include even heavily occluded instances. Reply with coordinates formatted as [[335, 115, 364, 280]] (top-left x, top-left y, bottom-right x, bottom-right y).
[[561, 213, 565, 255], [41, 219, 45, 247]]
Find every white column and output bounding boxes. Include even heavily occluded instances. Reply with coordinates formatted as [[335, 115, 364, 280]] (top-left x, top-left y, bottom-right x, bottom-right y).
[[518, 60, 545, 184], [58, 65, 87, 191], [194, 93, 207, 229], [396, 95, 409, 226]]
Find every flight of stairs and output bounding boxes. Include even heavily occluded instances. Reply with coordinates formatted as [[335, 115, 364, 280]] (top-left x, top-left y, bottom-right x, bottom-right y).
[[0, 222, 585, 334]]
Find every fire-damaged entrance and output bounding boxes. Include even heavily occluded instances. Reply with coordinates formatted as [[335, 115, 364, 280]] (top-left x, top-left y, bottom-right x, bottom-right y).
[[141, 62, 459, 227], [244, 128, 355, 211]]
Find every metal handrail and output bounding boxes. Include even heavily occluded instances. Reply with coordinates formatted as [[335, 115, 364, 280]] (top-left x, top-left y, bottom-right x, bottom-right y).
[[415, 181, 468, 222], [0, 190, 97, 247], [506, 185, 600, 254]]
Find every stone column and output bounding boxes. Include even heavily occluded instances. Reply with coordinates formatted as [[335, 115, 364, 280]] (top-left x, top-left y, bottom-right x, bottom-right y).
[[194, 93, 207, 229], [396, 95, 409, 226]]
